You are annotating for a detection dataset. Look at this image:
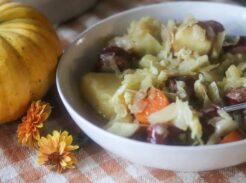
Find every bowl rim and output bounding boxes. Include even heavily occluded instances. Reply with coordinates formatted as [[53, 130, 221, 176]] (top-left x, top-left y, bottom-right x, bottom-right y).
[[56, 1, 246, 151]]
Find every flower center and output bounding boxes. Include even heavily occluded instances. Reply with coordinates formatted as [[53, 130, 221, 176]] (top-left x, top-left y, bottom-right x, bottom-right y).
[[48, 152, 61, 165]]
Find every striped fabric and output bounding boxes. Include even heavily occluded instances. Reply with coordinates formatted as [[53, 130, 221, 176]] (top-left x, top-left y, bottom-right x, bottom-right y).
[[1, 0, 246, 182]]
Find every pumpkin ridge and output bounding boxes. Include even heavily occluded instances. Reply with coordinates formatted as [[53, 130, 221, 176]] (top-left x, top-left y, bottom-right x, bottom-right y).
[[0, 2, 22, 14], [0, 28, 58, 71], [0, 30, 52, 100], [0, 26, 61, 56], [0, 1, 61, 123], [0, 6, 50, 27], [0, 35, 31, 122], [0, 18, 57, 35], [0, 0, 9, 6]]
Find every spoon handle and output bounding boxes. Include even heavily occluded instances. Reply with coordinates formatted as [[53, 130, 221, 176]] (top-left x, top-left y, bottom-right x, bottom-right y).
[[222, 103, 246, 112]]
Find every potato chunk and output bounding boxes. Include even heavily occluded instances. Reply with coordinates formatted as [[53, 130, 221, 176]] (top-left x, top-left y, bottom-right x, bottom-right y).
[[81, 73, 121, 119], [128, 17, 162, 55], [173, 23, 212, 55]]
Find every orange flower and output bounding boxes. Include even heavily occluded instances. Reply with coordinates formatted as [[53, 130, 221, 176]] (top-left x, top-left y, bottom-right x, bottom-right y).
[[37, 130, 79, 173], [17, 100, 51, 148]]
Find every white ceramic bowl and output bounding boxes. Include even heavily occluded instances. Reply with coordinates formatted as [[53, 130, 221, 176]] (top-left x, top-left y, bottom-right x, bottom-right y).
[[56, 2, 246, 171]]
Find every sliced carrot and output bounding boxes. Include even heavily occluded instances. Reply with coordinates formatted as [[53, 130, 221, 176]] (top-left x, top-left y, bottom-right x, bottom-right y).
[[135, 88, 170, 124], [220, 130, 242, 144]]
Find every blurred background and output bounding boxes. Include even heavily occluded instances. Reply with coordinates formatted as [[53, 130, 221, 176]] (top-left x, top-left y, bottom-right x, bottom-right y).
[[15, 0, 245, 24]]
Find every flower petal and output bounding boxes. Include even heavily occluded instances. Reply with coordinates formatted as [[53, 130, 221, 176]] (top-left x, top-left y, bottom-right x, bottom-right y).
[[36, 130, 79, 173], [65, 135, 73, 145], [63, 155, 71, 162], [60, 160, 67, 167], [16, 100, 51, 148], [59, 141, 66, 155], [65, 145, 79, 151]]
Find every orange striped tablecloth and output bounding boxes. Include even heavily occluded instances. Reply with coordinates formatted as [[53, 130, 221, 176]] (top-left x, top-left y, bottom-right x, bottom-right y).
[[1, 0, 246, 182]]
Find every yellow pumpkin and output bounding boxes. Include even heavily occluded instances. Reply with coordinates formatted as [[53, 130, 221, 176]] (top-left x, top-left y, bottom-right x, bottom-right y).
[[0, 0, 62, 123]]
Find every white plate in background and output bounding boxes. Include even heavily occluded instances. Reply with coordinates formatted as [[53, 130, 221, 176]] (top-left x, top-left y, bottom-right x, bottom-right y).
[[14, 0, 97, 24]]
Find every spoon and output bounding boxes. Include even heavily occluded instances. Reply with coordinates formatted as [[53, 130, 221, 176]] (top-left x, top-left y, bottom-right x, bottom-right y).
[[222, 102, 246, 112]]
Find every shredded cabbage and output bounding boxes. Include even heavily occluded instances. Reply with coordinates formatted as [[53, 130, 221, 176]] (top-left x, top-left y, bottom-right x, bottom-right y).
[[149, 98, 203, 143], [110, 35, 133, 50], [207, 110, 238, 144], [139, 54, 160, 74], [110, 67, 167, 122], [211, 32, 225, 58], [220, 65, 246, 91], [176, 81, 188, 100], [175, 99, 202, 143], [194, 74, 212, 107], [178, 54, 209, 74], [84, 16, 246, 145], [208, 82, 223, 105], [194, 74, 224, 106]]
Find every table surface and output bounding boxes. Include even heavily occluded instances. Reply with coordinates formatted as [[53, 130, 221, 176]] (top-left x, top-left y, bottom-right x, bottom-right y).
[[1, 0, 246, 182]]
